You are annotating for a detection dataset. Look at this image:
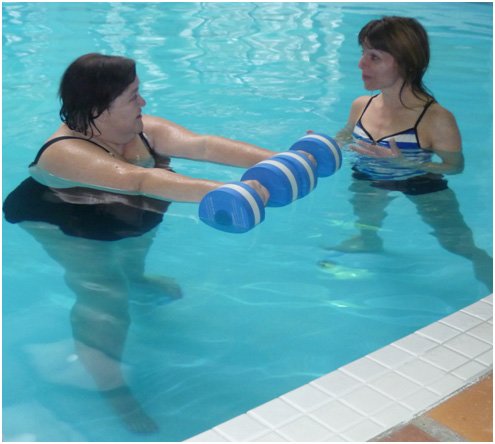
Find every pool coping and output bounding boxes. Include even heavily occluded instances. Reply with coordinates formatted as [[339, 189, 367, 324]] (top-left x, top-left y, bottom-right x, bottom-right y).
[[187, 294, 493, 442]]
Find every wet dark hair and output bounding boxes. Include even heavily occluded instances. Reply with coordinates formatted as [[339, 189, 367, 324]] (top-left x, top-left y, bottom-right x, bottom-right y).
[[59, 53, 136, 135], [358, 16, 434, 104]]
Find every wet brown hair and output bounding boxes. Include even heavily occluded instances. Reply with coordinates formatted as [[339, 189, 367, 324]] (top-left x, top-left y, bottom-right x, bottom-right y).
[[358, 16, 434, 104], [59, 53, 136, 135]]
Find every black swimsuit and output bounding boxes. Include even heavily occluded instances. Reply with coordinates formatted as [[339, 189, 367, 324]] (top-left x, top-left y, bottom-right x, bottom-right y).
[[3, 133, 173, 241]]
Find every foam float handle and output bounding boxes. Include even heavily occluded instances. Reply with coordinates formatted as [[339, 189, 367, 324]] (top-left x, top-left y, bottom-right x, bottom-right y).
[[290, 133, 342, 177], [241, 150, 317, 207], [198, 181, 265, 234]]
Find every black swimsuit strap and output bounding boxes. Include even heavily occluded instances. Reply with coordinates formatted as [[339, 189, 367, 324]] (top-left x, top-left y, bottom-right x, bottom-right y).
[[30, 136, 112, 167], [139, 132, 154, 154], [356, 94, 378, 125], [413, 99, 435, 129], [30, 132, 155, 167]]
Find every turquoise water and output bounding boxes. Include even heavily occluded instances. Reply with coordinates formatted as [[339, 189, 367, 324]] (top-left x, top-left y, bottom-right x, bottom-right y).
[[3, 2, 492, 442]]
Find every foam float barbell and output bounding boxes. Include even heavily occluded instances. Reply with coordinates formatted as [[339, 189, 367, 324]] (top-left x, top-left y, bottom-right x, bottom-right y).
[[241, 151, 317, 207], [198, 133, 342, 233], [289, 132, 342, 177]]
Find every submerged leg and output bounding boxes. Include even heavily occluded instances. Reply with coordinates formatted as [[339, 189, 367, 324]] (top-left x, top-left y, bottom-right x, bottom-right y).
[[21, 223, 159, 433], [408, 189, 493, 291], [100, 385, 159, 433], [119, 231, 182, 304], [330, 178, 394, 252]]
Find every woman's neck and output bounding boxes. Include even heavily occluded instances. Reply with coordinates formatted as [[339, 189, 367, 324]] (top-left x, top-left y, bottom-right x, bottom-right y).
[[379, 83, 428, 110]]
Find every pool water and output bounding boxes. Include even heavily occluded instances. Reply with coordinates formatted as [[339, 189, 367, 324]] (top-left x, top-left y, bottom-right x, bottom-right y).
[[3, 2, 492, 442]]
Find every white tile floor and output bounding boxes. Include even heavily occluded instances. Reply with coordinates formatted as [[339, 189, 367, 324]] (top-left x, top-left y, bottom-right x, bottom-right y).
[[187, 294, 493, 442]]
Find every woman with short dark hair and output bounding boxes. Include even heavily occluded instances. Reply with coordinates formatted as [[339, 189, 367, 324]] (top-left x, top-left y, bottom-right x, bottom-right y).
[[3, 53, 274, 433]]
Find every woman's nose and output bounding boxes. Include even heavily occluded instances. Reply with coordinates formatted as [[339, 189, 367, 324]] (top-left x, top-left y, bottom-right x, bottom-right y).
[[138, 94, 146, 107], [358, 56, 365, 69]]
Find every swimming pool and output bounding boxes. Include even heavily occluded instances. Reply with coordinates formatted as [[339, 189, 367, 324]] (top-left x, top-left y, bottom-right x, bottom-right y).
[[2, 2, 492, 442]]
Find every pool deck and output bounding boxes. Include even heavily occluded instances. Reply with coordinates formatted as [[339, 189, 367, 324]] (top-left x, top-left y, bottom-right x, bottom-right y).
[[374, 372, 492, 442], [187, 294, 493, 442]]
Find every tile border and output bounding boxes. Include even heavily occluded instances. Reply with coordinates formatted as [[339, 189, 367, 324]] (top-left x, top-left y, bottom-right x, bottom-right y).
[[187, 294, 493, 442]]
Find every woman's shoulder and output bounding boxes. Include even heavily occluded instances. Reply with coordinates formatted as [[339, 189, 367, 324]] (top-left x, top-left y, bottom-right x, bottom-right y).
[[423, 101, 459, 134], [352, 95, 373, 109], [141, 114, 187, 147], [422, 101, 461, 151], [348, 95, 373, 122], [427, 101, 457, 123], [40, 125, 95, 150]]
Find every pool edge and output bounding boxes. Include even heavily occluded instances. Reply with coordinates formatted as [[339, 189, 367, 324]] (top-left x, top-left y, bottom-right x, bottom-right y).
[[187, 294, 493, 442]]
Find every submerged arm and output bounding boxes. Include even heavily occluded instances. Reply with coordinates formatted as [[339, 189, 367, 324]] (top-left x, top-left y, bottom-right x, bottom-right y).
[[420, 149, 464, 175]]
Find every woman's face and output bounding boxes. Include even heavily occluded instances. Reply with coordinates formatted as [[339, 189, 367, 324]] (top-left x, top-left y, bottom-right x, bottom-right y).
[[358, 44, 402, 91], [101, 77, 146, 135]]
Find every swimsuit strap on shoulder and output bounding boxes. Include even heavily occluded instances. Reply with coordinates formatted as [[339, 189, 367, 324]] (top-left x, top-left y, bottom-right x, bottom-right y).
[[139, 132, 154, 154], [357, 94, 378, 123], [30, 136, 112, 166], [414, 99, 436, 129]]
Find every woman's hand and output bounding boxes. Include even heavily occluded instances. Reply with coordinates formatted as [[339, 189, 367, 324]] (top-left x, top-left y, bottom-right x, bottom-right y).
[[242, 179, 270, 205], [349, 138, 401, 158], [349, 139, 421, 168], [293, 149, 317, 167]]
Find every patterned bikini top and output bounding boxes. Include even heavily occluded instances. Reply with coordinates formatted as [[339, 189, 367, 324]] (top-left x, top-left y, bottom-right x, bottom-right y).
[[352, 95, 435, 180]]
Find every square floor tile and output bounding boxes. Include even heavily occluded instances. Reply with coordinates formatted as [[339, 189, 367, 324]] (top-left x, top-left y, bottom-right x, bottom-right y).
[[311, 370, 361, 397], [394, 333, 438, 355], [281, 384, 330, 412], [340, 418, 385, 442], [277, 416, 333, 442], [421, 346, 470, 371], [368, 344, 415, 369], [417, 321, 462, 344], [445, 333, 492, 359], [371, 371, 422, 400], [341, 386, 393, 416], [397, 358, 446, 385], [341, 357, 389, 382], [311, 400, 364, 432], [215, 414, 269, 442], [248, 398, 301, 428]]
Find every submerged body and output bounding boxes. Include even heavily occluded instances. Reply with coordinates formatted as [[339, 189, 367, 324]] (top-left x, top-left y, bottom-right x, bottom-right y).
[[333, 16, 492, 291], [3, 53, 274, 433], [4, 133, 172, 240]]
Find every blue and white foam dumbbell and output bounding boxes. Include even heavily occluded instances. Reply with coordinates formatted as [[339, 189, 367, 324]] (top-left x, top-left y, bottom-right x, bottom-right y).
[[241, 151, 317, 207], [199, 133, 342, 233], [198, 181, 265, 234], [290, 133, 342, 177], [198, 151, 313, 232]]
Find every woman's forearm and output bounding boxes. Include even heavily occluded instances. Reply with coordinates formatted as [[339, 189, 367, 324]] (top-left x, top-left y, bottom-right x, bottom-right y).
[[420, 160, 464, 175], [137, 169, 222, 203], [201, 135, 274, 167], [420, 151, 464, 175], [334, 125, 355, 148]]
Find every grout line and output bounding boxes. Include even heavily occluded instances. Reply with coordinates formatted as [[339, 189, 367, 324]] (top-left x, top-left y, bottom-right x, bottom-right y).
[[186, 295, 493, 442]]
